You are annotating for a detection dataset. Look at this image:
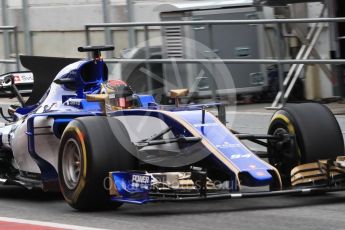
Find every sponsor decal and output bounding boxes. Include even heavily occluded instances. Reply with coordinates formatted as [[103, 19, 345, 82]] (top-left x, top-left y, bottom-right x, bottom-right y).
[[67, 99, 82, 107], [249, 164, 257, 169], [216, 141, 242, 149], [256, 171, 266, 177], [131, 174, 150, 190], [13, 73, 33, 83], [13, 75, 21, 82], [20, 74, 33, 82], [230, 153, 252, 160], [111, 172, 151, 198], [193, 123, 218, 128]]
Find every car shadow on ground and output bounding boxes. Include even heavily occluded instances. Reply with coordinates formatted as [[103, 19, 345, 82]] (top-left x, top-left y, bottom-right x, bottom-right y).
[[1, 185, 345, 217], [0, 185, 63, 202], [113, 192, 345, 217]]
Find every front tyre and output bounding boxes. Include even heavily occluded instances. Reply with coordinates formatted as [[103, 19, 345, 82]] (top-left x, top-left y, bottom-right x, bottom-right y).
[[268, 103, 344, 187], [58, 117, 137, 211]]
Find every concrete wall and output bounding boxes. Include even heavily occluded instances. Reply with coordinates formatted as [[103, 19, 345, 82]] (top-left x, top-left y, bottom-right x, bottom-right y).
[[0, 0, 185, 59]]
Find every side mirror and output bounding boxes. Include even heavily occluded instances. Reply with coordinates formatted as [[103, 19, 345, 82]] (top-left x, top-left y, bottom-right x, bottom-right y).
[[170, 89, 189, 107], [86, 94, 108, 113], [8, 105, 20, 117]]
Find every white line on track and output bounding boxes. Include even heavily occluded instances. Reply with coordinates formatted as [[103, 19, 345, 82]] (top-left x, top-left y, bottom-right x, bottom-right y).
[[0, 216, 109, 230]]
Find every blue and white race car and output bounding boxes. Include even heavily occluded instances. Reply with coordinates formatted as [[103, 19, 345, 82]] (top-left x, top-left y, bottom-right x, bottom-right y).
[[0, 45, 344, 211]]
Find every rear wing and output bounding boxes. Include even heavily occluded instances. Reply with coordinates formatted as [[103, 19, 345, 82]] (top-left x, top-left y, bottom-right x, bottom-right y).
[[0, 71, 33, 87]]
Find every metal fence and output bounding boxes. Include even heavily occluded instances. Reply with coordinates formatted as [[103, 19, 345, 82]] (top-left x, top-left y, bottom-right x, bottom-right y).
[[0, 26, 20, 72], [85, 17, 345, 108]]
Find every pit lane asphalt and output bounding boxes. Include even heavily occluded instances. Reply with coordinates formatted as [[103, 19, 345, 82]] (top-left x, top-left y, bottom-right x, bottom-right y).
[[0, 102, 345, 229], [1, 185, 345, 229]]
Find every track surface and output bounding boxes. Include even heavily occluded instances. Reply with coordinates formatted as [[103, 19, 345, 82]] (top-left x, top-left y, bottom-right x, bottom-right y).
[[0, 104, 345, 229], [0, 186, 345, 230]]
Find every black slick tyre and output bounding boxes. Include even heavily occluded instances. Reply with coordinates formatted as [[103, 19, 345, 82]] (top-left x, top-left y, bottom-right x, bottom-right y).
[[58, 116, 137, 210], [268, 103, 344, 187]]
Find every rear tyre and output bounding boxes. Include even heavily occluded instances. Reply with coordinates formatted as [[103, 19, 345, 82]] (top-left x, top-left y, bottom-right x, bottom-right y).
[[58, 116, 137, 210], [268, 103, 344, 187]]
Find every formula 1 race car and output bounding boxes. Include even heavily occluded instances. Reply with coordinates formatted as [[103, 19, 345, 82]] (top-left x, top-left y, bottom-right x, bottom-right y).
[[0, 45, 344, 211]]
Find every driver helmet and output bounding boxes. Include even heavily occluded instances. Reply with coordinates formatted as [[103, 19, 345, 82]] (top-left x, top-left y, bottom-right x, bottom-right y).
[[102, 80, 134, 110]]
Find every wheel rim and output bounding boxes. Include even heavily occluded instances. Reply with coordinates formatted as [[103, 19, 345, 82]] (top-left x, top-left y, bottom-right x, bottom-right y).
[[62, 139, 82, 190], [269, 127, 298, 186]]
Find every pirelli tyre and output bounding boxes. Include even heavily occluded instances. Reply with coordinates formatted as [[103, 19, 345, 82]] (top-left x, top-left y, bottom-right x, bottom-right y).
[[267, 103, 344, 187], [58, 116, 137, 211]]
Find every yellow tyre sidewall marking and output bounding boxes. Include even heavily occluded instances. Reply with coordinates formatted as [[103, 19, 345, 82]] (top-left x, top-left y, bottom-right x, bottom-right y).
[[62, 126, 87, 204], [272, 114, 296, 134], [271, 113, 302, 162]]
